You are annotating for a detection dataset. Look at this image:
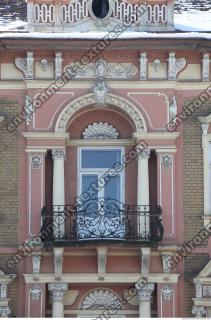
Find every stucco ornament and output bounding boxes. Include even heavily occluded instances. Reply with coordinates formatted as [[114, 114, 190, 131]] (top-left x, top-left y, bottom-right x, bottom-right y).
[[161, 154, 172, 169], [64, 61, 138, 79], [201, 122, 209, 135], [15, 57, 27, 78], [56, 94, 145, 132], [152, 59, 162, 72], [90, 59, 111, 105], [192, 306, 206, 317], [83, 122, 119, 139], [168, 52, 186, 80], [138, 283, 154, 301], [15, 52, 34, 79], [40, 59, 49, 71], [169, 96, 177, 123], [80, 289, 122, 310], [27, 52, 34, 79], [202, 53, 210, 82], [0, 284, 7, 299], [55, 52, 63, 79], [140, 52, 148, 80], [0, 307, 11, 317], [95, 59, 108, 78], [32, 254, 41, 274], [161, 285, 173, 301], [48, 283, 68, 302], [30, 285, 41, 301], [31, 154, 42, 170], [24, 95, 34, 126], [90, 79, 111, 105]]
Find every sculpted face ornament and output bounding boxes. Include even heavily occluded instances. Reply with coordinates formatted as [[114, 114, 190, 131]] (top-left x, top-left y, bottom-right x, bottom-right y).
[[90, 79, 111, 105], [95, 59, 108, 78], [90, 59, 111, 105]]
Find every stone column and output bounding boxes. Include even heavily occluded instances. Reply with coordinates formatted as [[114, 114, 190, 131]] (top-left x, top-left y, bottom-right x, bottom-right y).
[[137, 149, 150, 239], [52, 149, 66, 238], [48, 283, 68, 318], [138, 283, 154, 317]]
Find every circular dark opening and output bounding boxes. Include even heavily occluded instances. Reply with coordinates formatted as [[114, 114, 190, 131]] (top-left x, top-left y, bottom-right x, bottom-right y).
[[92, 0, 109, 19]]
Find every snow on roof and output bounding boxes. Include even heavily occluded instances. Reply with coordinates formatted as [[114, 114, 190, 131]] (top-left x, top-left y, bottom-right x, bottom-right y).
[[174, 10, 211, 32]]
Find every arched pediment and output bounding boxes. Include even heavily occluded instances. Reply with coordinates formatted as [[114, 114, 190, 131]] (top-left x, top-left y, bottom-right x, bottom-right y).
[[80, 288, 122, 310], [55, 93, 147, 133]]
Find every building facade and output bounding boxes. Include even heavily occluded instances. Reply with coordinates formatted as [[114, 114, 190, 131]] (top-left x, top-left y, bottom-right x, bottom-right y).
[[0, 0, 210, 317]]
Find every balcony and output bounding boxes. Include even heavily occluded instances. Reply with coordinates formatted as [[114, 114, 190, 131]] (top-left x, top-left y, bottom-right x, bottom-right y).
[[40, 198, 164, 247], [27, 0, 175, 32]]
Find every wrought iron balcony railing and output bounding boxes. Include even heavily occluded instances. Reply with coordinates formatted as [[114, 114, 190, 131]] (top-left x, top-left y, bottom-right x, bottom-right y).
[[40, 198, 164, 246]]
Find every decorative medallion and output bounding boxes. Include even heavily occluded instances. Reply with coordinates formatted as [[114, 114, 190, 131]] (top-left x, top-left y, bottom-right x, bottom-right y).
[[30, 285, 41, 301], [161, 285, 173, 301], [161, 154, 172, 169], [152, 59, 162, 72], [83, 122, 119, 140], [90, 79, 111, 105], [80, 289, 122, 310], [40, 59, 49, 72], [31, 154, 42, 170]]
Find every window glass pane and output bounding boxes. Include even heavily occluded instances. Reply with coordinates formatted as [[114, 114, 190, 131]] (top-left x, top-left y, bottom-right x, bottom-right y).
[[104, 175, 120, 201], [82, 174, 98, 200], [81, 150, 121, 168]]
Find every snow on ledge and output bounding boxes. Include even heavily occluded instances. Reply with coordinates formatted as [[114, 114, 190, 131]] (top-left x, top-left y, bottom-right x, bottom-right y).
[[0, 31, 211, 40]]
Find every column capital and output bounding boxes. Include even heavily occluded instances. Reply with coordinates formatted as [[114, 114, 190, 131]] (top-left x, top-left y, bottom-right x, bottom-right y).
[[0, 307, 11, 317], [52, 149, 66, 160], [48, 283, 68, 302], [192, 306, 206, 318], [138, 149, 150, 159], [138, 283, 154, 302]]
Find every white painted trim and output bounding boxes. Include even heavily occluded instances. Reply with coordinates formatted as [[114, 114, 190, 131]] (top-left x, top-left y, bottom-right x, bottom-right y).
[[159, 153, 175, 237], [23, 273, 180, 284], [20, 80, 210, 90], [69, 139, 134, 147], [28, 153, 44, 237], [55, 93, 147, 133], [128, 91, 170, 131], [133, 132, 180, 140], [23, 132, 69, 139], [0, 80, 210, 91]]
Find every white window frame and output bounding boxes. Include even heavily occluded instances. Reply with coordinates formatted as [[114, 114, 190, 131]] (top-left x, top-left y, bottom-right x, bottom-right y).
[[77, 146, 125, 203]]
